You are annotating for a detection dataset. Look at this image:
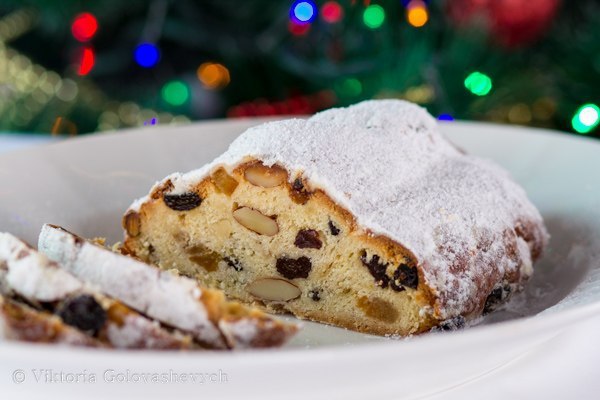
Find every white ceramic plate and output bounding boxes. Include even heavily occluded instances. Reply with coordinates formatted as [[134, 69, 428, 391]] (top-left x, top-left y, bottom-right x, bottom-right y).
[[0, 120, 599, 399]]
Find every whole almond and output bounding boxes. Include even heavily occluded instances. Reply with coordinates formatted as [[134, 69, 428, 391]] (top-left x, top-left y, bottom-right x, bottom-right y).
[[233, 207, 279, 236], [244, 163, 287, 188], [247, 278, 301, 302]]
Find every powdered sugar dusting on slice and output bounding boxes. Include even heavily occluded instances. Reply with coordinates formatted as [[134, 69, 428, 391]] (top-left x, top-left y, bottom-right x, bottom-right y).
[[0, 233, 83, 302], [106, 314, 189, 349], [131, 100, 548, 319], [38, 225, 226, 348]]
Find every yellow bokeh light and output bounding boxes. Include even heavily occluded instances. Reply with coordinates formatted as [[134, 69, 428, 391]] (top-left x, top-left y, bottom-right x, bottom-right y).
[[407, 5, 428, 28], [197, 62, 230, 89]]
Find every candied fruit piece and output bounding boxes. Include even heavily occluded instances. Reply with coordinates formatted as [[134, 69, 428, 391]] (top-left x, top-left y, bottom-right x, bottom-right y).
[[211, 167, 238, 196]]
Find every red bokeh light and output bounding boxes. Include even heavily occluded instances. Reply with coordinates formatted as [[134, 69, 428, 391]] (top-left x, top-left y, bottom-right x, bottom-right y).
[[322, 1, 343, 23], [288, 21, 311, 36], [78, 47, 95, 75], [71, 13, 98, 42]]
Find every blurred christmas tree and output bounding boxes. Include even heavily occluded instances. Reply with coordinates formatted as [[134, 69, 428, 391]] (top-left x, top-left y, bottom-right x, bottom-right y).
[[0, 0, 598, 137]]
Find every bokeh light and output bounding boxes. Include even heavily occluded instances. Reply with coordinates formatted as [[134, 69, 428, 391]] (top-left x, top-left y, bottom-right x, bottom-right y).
[[401, 0, 430, 6], [161, 80, 190, 106], [508, 103, 532, 124], [77, 47, 95, 75], [290, 1, 317, 23], [337, 78, 362, 97], [289, 20, 311, 36], [571, 103, 600, 134], [134, 43, 160, 68], [363, 5, 385, 29], [407, 1, 428, 28], [321, 1, 343, 24], [197, 62, 231, 89], [71, 13, 98, 42], [464, 71, 492, 96], [144, 117, 158, 126], [438, 113, 454, 121]]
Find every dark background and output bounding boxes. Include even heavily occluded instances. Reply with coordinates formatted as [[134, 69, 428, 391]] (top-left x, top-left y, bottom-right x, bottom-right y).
[[0, 0, 598, 137]]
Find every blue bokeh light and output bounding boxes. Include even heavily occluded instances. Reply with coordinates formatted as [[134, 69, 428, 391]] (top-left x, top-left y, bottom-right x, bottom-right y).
[[134, 43, 160, 68], [291, 1, 317, 23], [438, 113, 454, 121]]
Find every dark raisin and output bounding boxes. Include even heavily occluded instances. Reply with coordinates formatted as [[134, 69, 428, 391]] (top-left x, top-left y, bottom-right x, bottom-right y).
[[292, 178, 304, 192], [393, 264, 419, 290], [163, 192, 202, 211], [432, 316, 466, 332], [328, 220, 340, 236], [56, 294, 107, 336], [224, 257, 243, 272], [38, 300, 60, 313], [483, 284, 511, 314], [294, 229, 322, 249], [276, 256, 312, 279], [360, 252, 390, 289], [308, 288, 322, 301], [389, 280, 406, 292], [290, 178, 311, 204]]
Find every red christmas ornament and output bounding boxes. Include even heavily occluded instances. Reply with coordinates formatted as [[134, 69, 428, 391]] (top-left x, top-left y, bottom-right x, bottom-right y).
[[446, 0, 560, 47]]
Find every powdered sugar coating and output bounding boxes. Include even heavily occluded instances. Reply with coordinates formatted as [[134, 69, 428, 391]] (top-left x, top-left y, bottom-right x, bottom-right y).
[[106, 315, 189, 349], [38, 225, 226, 348], [130, 100, 548, 319], [0, 233, 83, 301]]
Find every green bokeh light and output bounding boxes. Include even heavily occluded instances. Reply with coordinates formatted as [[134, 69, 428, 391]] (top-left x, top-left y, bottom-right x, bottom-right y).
[[572, 103, 600, 134], [363, 5, 385, 29], [464, 71, 492, 96], [337, 78, 362, 97], [162, 80, 190, 106]]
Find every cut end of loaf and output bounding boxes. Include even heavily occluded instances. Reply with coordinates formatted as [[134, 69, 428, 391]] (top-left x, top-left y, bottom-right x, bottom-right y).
[[124, 159, 440, 336]]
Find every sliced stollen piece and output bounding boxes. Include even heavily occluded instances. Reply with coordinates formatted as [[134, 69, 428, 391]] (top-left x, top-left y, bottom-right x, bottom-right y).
[[0, 232, 192, 350], [38, 224, 299, 349], [0, 264, 99, 346], [121, 99, 548, 336], [0, 295, 102, 347]]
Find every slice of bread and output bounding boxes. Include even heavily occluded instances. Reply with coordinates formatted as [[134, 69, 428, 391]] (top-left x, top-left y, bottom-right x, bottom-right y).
[[38, 224, 298, 349], [0, 232, 192, 349], [0, 295, 102, 347]]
